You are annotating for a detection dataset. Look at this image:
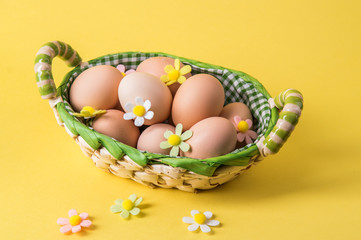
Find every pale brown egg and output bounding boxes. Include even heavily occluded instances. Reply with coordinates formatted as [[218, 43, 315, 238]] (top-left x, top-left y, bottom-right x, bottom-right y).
[[172, 74, 225, 130], [136, 57, 191, 96], [69, 65, 123, 112], [220, 102, 253, 127], [182, 117, 237, 159], [137, 124, 175, 155], [118, 72, 172, 125], [92, 110, 139, 147]]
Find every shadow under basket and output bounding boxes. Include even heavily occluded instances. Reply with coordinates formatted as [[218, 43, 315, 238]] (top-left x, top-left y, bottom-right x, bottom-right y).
[[35, 41, 303, 192]]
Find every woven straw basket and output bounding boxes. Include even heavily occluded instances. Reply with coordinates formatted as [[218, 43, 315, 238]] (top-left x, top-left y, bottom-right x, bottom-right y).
[[34, 41, 303, 192]]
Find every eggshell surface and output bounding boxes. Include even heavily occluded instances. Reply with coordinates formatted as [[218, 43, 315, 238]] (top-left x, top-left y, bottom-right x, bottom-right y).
[[69, 65, 123, 112], [92, 110, 139, 147], [136, 57, 191, 96], [220, 102, 253, 124], [182, 117, 237, 159], [137, 124, 176, 155], [118, 72, 172, 125], [172, 74, 225, 130]]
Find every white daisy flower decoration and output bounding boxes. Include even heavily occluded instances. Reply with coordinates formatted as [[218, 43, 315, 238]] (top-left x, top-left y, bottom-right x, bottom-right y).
[[123, 97, 154, 127], [160, 123, 192, 157], [182, 210, 220, 233]]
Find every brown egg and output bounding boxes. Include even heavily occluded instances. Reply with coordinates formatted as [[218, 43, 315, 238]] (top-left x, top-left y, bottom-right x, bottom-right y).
[[92, 110, 139, 147], [137, 124, 175, 155], [118, 72, 172, 125], [172, 74, 225, 130], [220, 102, 254, 149], [220, 102, 253, 127], [70, 65, 123, 112], [182, 117, 237, 159], [136, 57, 192, 96]]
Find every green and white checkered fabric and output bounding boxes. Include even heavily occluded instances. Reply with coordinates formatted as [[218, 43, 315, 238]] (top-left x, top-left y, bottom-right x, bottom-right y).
[[60, 52, 271, 153]]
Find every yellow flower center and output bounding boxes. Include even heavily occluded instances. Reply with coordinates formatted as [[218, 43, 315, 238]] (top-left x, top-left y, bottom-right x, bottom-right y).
[[122, 199, 134, 211], [121, 72, 126, 77], [81, 106, 95, 117], [133, 105, 146, 117], [168, 69, 180, 81], [69, 215, 82, 226], [168, 134, 181, 146], [194, 213, 207, 224], [237, 121, 249, 133]]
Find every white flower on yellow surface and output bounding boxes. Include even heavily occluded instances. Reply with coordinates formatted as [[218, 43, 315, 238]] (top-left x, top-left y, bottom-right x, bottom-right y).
[[182, 210, 220, 233]]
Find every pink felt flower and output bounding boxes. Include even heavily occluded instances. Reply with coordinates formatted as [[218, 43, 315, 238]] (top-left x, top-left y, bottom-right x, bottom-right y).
[[116, 64, 135, 76], [233, 116, 258, 144], [57, 209, 92, 234]]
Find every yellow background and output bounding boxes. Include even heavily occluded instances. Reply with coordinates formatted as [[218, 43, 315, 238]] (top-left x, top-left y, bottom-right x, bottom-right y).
[[1, 0, 360, 239]]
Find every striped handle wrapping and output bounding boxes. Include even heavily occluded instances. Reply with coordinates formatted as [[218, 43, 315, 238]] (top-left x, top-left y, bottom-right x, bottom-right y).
[[34, 41, 82, 99], [258, 89, 303, 156]]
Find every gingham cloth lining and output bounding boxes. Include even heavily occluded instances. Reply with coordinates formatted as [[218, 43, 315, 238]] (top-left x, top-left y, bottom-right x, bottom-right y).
[[60, 52, 271, 154]]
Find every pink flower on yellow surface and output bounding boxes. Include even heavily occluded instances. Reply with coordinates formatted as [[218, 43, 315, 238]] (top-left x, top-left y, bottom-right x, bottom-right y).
[[233, 116, 258, 144], [57, 209, 92, 234]]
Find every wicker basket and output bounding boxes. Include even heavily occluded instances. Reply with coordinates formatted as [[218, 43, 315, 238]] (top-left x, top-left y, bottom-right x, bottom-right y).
[[34, 41, 303, 192]]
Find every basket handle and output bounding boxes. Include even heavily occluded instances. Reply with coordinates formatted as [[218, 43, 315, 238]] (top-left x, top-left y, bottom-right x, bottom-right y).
[[257, 88, 303, 157], [34, 41, 82, 99]]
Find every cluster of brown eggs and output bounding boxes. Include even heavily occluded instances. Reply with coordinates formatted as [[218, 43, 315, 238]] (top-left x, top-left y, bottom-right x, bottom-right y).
[[69, 57, 257, 159]]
